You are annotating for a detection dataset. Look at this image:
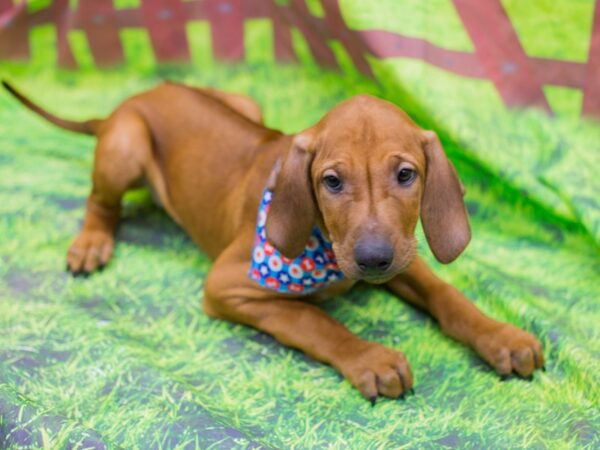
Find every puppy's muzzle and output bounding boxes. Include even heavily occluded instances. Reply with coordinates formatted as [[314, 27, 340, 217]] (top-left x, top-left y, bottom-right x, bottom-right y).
[[353, 237, 394, 277]]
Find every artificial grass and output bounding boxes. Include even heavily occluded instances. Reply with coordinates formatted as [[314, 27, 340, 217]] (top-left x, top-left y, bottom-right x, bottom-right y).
[[0, 61, 598, 448]]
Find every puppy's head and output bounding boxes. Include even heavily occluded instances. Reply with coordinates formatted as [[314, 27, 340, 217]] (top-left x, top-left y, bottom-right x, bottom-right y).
[[266, 95, 470, 283]]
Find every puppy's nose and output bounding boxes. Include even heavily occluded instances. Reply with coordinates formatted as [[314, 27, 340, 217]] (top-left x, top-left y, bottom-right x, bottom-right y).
[[353, 238, 394, 274]]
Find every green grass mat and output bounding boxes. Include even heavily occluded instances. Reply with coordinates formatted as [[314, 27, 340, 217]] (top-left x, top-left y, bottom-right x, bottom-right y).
[[0, 60, 598, 448]]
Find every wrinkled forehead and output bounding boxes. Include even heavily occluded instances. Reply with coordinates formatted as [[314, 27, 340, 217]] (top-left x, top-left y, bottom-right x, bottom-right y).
[[313, 96, 425, 167]]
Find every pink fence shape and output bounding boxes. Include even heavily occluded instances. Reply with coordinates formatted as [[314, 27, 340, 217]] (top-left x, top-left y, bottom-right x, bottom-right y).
[[1, 0, 599, 118]]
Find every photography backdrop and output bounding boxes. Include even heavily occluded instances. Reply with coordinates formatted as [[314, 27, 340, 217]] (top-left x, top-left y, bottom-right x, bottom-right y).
[[1, 0, 599, 448]]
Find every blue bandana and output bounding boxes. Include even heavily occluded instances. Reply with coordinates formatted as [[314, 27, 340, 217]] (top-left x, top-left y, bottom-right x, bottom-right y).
[[248, 188, 345, 294]]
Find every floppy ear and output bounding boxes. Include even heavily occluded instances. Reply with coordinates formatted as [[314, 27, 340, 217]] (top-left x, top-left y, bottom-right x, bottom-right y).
[[265, 133, 316, 258], [421, 131, 471, 263]]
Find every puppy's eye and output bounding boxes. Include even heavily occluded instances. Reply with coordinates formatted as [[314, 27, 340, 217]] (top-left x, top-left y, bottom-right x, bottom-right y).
[[397, 168, 416, 186], [323, 174, 343, 193]]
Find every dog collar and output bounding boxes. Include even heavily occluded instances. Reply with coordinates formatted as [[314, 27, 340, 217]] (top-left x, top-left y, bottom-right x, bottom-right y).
[[248, 188, 345, 294]]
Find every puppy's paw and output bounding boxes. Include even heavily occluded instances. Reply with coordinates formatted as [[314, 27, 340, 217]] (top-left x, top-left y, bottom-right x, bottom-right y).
[[474, 323, 544, 378], [336, 340, 413, 403], [66, 231, 114, 276]]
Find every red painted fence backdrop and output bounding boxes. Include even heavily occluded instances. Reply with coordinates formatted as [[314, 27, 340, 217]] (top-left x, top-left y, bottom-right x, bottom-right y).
[[1, 0, 599, 118]]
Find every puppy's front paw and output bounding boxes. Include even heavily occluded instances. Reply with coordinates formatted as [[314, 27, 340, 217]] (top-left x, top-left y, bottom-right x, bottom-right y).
[[336, 340, 413, 403], [66, 230, 114, 276], [474, 323, 544, 378]]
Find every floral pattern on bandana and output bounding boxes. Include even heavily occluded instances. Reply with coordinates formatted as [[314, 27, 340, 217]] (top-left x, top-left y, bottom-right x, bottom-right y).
[[249, 188, 345, 294]]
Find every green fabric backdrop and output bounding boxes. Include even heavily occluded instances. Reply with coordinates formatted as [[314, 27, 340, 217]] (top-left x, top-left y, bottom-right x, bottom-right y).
[[0, 0, 599, 448]]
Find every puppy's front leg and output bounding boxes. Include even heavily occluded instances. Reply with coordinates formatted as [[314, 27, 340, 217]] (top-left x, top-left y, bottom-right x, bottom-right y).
[[387, 257, 544, 378], [204, 258, 413, 402]]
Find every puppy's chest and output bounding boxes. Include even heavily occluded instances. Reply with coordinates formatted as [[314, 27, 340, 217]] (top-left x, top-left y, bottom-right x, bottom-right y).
[[248, 188, 346, 295], [311, 279, 356, 301]]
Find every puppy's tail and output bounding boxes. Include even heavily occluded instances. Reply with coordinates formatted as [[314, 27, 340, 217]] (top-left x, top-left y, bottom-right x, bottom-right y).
[[2, 80, 102, 135]]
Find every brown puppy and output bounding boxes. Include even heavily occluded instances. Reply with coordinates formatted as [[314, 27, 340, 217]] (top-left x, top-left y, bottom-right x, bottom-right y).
[[3, 80, 544, 402]]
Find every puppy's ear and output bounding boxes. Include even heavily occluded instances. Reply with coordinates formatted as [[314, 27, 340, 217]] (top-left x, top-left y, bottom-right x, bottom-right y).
[[420, 131, 471, 263], [265, 132, 316, 258]]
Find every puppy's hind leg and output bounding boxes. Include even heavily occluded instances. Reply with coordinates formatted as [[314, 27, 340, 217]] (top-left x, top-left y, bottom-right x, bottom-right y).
[[67, 112, 150, 276]]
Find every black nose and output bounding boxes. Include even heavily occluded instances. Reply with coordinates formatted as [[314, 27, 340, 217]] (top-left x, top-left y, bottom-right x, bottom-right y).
[[353, 238, 394, 274]]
